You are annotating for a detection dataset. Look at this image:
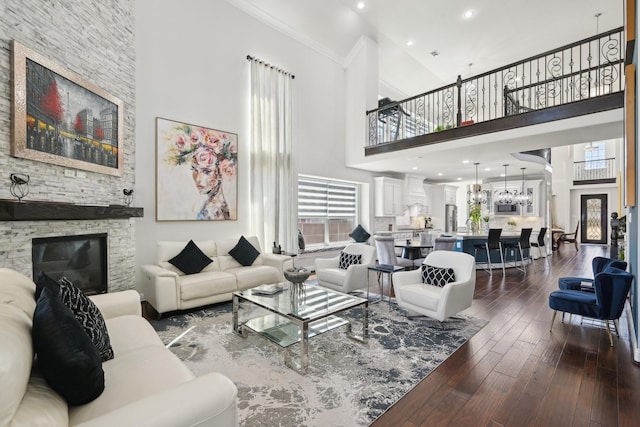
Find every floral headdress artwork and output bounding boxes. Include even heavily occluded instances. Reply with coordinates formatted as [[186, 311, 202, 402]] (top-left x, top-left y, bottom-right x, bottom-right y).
[[157, 118, 238, 221]]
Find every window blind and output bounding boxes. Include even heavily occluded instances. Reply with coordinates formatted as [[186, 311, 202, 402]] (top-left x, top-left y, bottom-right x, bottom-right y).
[[298, 178, 356, 218]]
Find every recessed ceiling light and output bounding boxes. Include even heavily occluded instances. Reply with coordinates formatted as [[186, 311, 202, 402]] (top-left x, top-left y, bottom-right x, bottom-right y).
[[484, 167, 491, 171], [456, 177, 463, 181], [407, 40, 414, 47], [412, 166, 418, 170], [437, 172, 443, 176], [463, 9, 477, 20], [462, 160, 470, 164], [356, 1, 365, 9]]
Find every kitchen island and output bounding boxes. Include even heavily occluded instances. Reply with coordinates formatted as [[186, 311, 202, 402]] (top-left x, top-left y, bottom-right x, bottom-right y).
[[452, 231, 540, 268]]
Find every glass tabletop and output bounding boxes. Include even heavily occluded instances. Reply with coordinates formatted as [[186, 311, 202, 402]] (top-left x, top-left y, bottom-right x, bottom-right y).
[[237, 282, 367, 321]]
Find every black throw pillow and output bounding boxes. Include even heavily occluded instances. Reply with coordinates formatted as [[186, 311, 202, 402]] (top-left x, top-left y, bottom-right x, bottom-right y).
[[228, 236, 260, 266], [348, 224, 371, 243], [421, 264, 456, 287], [35, 272, 61, 300], [58, 277, 114, 362], [339, 252, 362, 270], [168, 240, 213, 274], [32, 287, 105, 405]]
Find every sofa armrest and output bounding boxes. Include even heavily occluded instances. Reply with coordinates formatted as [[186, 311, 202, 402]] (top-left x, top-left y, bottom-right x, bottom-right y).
[[315, 256, 339, 270], [261, 253, 293, 272], [139, 264, 180, 315], [89, 290, 141, 319], [74, 372, 238, 427]]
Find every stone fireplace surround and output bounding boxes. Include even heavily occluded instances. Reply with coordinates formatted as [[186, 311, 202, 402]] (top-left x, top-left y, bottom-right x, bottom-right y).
[[0, 201, 141, 293]]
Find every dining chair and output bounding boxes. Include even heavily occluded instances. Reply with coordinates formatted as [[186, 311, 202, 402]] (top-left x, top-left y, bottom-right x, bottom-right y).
[[372, 235, 414, 269], [558, 222, 579, 251], [473, 228, 504, 275], [503, 228, 533, 273], [530, 227, 549, 266], [433, 235, 457, 251], [549, 267, 633, 346]]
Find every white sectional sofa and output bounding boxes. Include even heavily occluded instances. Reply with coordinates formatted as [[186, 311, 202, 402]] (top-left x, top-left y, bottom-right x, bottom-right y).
[[140, 236, 292, 317], [0, 268, 238, 427]]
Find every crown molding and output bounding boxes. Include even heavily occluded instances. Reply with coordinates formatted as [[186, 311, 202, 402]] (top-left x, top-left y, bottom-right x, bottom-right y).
[[225, 0, 344, 66]]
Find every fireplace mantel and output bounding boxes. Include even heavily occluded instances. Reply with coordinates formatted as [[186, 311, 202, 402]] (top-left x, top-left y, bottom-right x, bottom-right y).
[[0, 199, 143, 221]]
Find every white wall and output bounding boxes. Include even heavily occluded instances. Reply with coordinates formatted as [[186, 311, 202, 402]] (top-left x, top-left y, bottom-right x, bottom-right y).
[[134, 0, 377, 283]]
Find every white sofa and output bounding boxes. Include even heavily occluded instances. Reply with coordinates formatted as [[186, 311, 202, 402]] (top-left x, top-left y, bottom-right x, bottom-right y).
[[0, 268, 238, 427], [140, 236, 292, 316]]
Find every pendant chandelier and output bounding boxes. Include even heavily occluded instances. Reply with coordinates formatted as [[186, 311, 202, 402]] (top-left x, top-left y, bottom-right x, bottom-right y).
[[495, 164, 515, 205], [467, 163, 488, 204], [515, 167, 532, 206]]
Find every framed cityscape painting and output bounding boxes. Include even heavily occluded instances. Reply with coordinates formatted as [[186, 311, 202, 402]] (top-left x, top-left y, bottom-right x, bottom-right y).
[[156, 117, 238, 221], [11, 40, 124, 176]]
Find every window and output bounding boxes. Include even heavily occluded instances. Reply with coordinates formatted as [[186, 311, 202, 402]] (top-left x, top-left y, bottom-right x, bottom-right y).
[[584, 143, 605, 169], [298, 176, 358, 247]]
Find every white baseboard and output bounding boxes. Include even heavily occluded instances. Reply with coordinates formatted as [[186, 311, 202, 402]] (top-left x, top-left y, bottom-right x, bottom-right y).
[[625, 303, 640, 362]]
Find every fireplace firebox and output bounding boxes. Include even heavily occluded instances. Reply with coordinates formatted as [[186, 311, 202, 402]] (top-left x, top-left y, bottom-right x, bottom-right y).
[[32, 233, 108, 295]]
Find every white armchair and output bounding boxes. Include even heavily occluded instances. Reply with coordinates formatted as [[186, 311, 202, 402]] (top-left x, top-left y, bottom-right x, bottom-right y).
[[315, 243, 377, 293], [393, 251, 476, 321]]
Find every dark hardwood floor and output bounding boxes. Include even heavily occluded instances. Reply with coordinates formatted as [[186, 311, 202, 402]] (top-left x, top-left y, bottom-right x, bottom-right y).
[[371, 245, 640, 427]]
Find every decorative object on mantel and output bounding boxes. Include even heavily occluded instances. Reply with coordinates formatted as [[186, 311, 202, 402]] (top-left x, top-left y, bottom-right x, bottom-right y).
[[495, 164, 516, 205], [156, 117, 238, 221], [123, 189, 134, 207], [11, 41, 124, 177], [9, 173, 29, 202]]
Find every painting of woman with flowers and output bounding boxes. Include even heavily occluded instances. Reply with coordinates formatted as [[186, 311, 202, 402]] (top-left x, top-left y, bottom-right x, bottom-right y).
[[156, 118, 237, 220]]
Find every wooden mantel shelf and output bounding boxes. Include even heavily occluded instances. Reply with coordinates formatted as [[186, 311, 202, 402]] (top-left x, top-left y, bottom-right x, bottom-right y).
[[0, 199, 144, 221]]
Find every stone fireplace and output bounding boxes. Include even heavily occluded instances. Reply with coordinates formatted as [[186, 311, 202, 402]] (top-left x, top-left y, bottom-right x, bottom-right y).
[[32, 233, 108, 295], [0, 200, 142, 293]]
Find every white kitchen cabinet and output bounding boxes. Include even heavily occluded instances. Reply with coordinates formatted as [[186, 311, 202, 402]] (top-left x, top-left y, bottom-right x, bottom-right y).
[[374, 177, 404, 216], [444, 186, 458, 205]]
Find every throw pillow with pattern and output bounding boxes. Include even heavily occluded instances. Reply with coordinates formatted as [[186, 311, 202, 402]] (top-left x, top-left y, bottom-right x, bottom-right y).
[[58, 277, 114, 362], [421, 264, 456, 287], [339, 252, 362, 270]]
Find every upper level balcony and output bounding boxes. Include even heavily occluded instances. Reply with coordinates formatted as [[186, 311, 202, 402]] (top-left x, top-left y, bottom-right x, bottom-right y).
[[365, 27, 626, 156]]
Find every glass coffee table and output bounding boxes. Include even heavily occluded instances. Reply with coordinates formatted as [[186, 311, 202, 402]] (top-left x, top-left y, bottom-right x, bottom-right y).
[[232, 282, 368, 374]]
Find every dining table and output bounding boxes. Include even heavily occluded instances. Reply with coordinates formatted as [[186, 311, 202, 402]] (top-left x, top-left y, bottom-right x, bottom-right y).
[[394, 241, 434, 260]]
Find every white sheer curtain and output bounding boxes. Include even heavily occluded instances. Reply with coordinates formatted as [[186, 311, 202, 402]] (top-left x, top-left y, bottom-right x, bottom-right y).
[[249, 59, 296, 254]]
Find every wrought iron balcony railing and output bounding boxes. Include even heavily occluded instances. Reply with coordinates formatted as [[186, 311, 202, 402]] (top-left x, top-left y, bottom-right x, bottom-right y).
[[573, 158, 617, 184], [367, 27, 625, 148]]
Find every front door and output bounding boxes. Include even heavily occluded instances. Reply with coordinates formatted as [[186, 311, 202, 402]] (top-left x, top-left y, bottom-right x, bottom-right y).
[[580, 194, 608, 244]]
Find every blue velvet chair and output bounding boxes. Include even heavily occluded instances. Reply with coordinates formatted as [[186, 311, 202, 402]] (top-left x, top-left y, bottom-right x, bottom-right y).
[[549, 267, 633, 346], [558, 257, 627, 291]]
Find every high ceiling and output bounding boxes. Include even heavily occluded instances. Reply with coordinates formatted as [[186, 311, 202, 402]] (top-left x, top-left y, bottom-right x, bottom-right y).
[[227, 0, 625, 183]]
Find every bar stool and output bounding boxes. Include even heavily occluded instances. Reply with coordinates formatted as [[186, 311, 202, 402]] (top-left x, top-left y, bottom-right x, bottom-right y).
[[503, 228, 533, 273], [473, 228, 504, 275], [530, 227, 549, 266]]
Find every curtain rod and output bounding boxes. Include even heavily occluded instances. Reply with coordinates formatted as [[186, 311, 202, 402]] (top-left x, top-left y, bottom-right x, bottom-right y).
[[246, 55, 295, 79]]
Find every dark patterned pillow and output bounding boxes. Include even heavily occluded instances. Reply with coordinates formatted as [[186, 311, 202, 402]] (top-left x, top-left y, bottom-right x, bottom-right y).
[[58, 277, 114, 362], [348, 224, 371, 243], [168, 240, 213, 274], [339, 252, 362, 270], [421, 265, 456, 287], [33, 287, 105, 405], [229, 236, 260, 266]]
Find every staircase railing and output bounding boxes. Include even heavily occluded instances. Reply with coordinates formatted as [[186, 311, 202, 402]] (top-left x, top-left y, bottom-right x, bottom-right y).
[[367, 27, 625, 147]]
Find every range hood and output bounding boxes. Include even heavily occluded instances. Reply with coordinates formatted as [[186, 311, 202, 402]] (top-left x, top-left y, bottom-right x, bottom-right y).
[[403, 174, 427, 208]]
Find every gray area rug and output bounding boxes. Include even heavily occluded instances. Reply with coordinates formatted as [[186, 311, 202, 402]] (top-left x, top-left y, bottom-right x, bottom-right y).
[[152, 294, 487, 427]]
